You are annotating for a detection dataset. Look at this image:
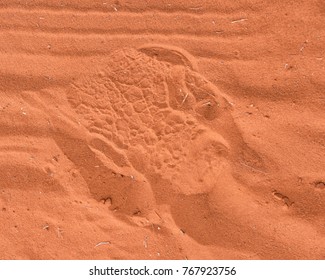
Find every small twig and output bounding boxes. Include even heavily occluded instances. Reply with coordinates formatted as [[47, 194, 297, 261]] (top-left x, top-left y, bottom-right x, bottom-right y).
[[231, 18, 248, 23], [180, 92, 189, 106], [239, 161, 267, 174], [202, 101, 211, 106], [154, 210, 162, 220], [42, 225, 49, 230], [95, 241, 110, 248]]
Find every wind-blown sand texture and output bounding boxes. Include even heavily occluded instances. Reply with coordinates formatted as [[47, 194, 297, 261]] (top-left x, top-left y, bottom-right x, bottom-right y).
[[0, 0, 324, 259]]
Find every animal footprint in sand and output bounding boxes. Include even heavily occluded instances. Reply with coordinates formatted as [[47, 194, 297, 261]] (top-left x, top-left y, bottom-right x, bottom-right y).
[[65, 45, 240, 216]]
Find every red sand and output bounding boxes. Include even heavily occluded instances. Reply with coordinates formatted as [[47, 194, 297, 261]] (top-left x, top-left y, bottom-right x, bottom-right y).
[[0, 0, 324, 259]]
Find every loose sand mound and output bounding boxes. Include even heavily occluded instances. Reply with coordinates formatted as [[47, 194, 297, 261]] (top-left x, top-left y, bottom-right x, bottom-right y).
[[0, 0, 324, 259]]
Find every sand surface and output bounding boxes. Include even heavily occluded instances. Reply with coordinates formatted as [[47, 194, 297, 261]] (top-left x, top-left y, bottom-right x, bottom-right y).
[[0, 0, 324, 260]]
